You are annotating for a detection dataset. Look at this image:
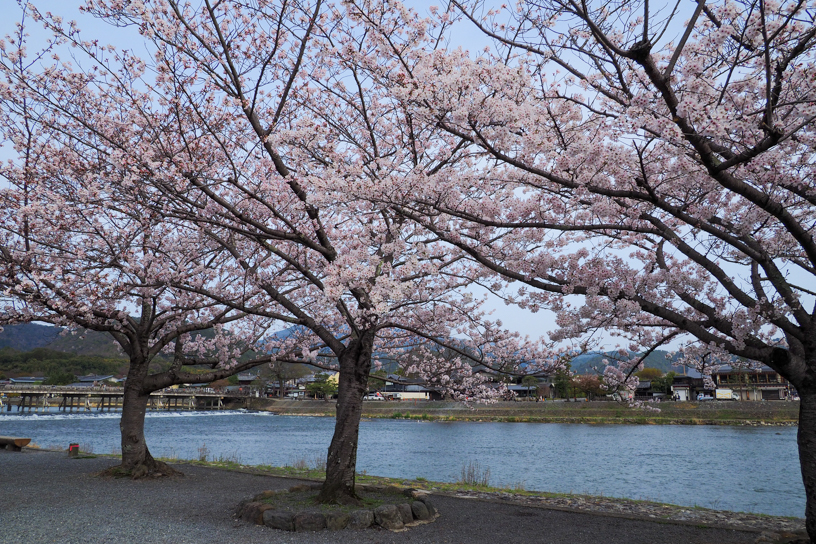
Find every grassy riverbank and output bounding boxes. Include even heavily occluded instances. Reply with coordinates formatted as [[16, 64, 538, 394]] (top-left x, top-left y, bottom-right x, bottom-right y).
[[164, 456, 805, 534], [248, 398, 799, 426]]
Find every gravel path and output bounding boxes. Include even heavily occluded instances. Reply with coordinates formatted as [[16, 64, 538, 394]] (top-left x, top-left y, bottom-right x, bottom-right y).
[[0, 449, 786, 544]]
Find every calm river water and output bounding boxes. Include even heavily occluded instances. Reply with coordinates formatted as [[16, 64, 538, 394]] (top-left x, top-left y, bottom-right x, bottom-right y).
[[0, 410, 803, 517]]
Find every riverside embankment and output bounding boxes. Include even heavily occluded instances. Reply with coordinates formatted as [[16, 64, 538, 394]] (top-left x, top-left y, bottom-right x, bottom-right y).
[[2, 408, 803, 516], [0, 449, 804, 544], [248, 398, 800, 426]]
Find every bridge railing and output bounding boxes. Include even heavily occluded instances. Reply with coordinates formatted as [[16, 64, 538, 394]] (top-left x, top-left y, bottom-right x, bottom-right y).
[[0, 385, 251, 397]]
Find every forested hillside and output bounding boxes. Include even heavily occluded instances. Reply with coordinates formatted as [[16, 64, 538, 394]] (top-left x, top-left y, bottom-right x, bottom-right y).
[[0, 324, 129, 379], [0, 324, 265, 380], [0, 347, 128, 379], [0, 323, 124, 357]]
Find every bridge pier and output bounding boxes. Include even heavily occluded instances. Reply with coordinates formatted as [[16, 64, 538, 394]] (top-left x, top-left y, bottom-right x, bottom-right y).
[[2, 386, 243, 413], [18, 393, 48, 413], [96, 395, 123, 412]]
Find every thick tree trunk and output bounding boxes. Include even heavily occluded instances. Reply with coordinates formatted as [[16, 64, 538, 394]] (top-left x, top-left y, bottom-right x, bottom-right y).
[[799, 390, 816, 542], [120, 380, 152, 471], [317, 332, 374, 505], [104, 358, 181, 478]]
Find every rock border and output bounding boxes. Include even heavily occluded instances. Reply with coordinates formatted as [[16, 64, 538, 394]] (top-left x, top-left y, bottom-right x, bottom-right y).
[[236, 483, 440, 532]]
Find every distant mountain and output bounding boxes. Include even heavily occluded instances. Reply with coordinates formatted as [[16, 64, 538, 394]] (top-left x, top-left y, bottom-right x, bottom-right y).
[[45, 328, 126, 358], [0, 323, 274, 380], [569, 350, 683, 375], [0, 323, 124, 358], [0, 323, 61, 351]]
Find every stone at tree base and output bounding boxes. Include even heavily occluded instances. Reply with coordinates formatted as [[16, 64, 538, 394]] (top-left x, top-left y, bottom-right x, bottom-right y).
[[325, 512, 350, 530], [263, 510, 295, 531], [240, 501, 275, 524], [410, 490, 431, 501], [373, 504, 404, 530], [235, 498, 251, 515], [294, 511, 326, 531], [348, 509, 374, 529], [236, 501, 259, 521], [411, 501, 431, 521], [397, 503, 414, 524], [417, 497, 438, 517], [244, 486, 440, 533]]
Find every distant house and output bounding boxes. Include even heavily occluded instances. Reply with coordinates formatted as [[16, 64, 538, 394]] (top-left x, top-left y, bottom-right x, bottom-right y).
[[505, 374, 554, 399], [264, 380, 298, 398], [9, 377, 46, 385], [236, 372, 259, 385], [66, 374, 116, 388], [262, 375, 319, 398], [381, 374, 442, 401], [671, 376, 713, 401], [284, 387, 307, 399], [79, 374, 115, 383], [712, 365, 792, 400], [301, 371, 339, 384], [506, 384, 536, 398], [634, 380, 654, 400]]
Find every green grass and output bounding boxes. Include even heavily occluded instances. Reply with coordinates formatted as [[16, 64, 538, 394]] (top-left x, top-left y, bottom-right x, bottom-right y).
[[264, 399, 798, 426]]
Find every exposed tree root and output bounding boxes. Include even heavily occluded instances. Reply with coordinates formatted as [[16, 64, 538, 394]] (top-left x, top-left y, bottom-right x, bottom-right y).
[[99, 458, 184, 479], [316, 488, 362, 506]]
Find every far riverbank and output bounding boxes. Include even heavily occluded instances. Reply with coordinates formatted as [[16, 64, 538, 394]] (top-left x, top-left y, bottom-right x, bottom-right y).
[[248, 398, 799, 426]]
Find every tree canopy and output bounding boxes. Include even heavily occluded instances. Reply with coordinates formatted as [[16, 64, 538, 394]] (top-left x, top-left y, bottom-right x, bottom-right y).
[[343, 0, 816, 533]]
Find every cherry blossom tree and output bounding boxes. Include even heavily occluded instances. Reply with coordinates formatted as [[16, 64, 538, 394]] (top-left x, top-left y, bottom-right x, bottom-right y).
[[348, 0, 816, 534], [129, 0, 555, 501], [1, 0, 558, 503], [0, 15, 279, 476]]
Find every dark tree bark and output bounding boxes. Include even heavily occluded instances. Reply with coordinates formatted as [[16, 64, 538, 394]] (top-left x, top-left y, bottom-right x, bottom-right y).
[[799, 389, 816, 542], [120, 375, 151, 470], [317, 331, 375, 505], [105, 356, 181, 479]]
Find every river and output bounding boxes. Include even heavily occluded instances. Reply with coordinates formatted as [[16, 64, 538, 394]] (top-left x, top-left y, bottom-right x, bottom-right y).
[[0, 410, 803, 517]]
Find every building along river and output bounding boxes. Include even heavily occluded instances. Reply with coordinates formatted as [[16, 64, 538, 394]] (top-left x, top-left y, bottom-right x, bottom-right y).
[[0, 410, 803, 518]]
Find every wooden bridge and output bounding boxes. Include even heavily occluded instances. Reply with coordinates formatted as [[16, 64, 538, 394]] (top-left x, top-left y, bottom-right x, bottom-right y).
[[0, 385, 250, 413]]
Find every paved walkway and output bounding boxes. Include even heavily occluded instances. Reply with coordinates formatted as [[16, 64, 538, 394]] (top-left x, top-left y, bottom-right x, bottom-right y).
[[0, 450, 789, 544]]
